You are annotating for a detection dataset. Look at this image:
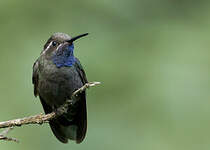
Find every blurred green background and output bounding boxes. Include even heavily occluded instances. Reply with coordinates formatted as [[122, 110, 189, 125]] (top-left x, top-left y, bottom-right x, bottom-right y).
[[0, 0, 210, 150]]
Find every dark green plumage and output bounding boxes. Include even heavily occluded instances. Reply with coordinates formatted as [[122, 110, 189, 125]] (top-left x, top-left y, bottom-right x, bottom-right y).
[[32, 33, 88, 143]]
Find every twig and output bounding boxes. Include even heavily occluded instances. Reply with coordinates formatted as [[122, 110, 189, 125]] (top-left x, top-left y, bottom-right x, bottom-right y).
[[0, 127, 19, 143], [0, 81, 100, 142]]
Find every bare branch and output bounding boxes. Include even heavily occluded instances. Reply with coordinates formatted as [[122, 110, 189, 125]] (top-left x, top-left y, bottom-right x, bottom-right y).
[[0, 81, 100, 142]]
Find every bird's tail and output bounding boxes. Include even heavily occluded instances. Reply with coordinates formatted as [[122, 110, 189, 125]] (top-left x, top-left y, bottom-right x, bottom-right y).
[[40, 93, 87, 143]]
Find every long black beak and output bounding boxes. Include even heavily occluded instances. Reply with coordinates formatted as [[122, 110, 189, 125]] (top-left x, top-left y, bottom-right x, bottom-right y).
[[67, 33, 89, 43]]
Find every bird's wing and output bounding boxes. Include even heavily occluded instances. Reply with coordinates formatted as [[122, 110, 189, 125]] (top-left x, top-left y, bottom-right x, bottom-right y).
[[74, 58, 88, 143], [32, 59, 39, 97], [75, 57, 88, 84]]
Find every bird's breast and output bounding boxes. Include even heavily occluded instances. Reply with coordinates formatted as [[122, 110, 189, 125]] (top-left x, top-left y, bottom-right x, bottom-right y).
[[38, 58, 83, 107]]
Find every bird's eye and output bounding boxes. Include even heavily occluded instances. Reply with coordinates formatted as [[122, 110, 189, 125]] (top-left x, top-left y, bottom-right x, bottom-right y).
[[52, 41, 57, 46]]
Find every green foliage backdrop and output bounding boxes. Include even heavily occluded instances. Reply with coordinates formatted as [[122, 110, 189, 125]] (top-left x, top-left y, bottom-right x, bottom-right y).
[[0, 0, 210, 150]]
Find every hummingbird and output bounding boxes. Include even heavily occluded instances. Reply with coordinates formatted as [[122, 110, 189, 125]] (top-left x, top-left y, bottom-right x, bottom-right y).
[[32, 32, 88, 143]]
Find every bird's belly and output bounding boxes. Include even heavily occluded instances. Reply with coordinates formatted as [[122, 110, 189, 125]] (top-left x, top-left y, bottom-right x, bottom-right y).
[[38, 66, 83, 108]]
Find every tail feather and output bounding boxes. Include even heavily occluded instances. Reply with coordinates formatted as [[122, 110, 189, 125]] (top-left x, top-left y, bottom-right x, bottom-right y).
[[49, 120, 68, 143]]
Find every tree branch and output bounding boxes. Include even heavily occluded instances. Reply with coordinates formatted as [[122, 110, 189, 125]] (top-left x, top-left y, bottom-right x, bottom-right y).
[[0, 81, 100, 142]]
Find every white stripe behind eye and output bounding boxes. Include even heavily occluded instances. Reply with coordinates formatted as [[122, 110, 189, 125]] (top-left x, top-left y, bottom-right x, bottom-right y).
[[41, 41, 53, 55]]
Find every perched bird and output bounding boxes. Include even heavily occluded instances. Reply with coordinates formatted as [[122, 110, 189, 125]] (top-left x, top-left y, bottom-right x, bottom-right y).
[[32, 32, 88, 143]]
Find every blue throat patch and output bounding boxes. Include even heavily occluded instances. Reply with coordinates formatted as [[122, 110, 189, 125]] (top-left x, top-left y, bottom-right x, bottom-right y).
[[52, 44, 76, 68]]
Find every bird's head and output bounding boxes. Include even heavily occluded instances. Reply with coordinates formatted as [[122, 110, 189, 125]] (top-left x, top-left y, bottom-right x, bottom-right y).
[[41, 32, 88, 68]]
